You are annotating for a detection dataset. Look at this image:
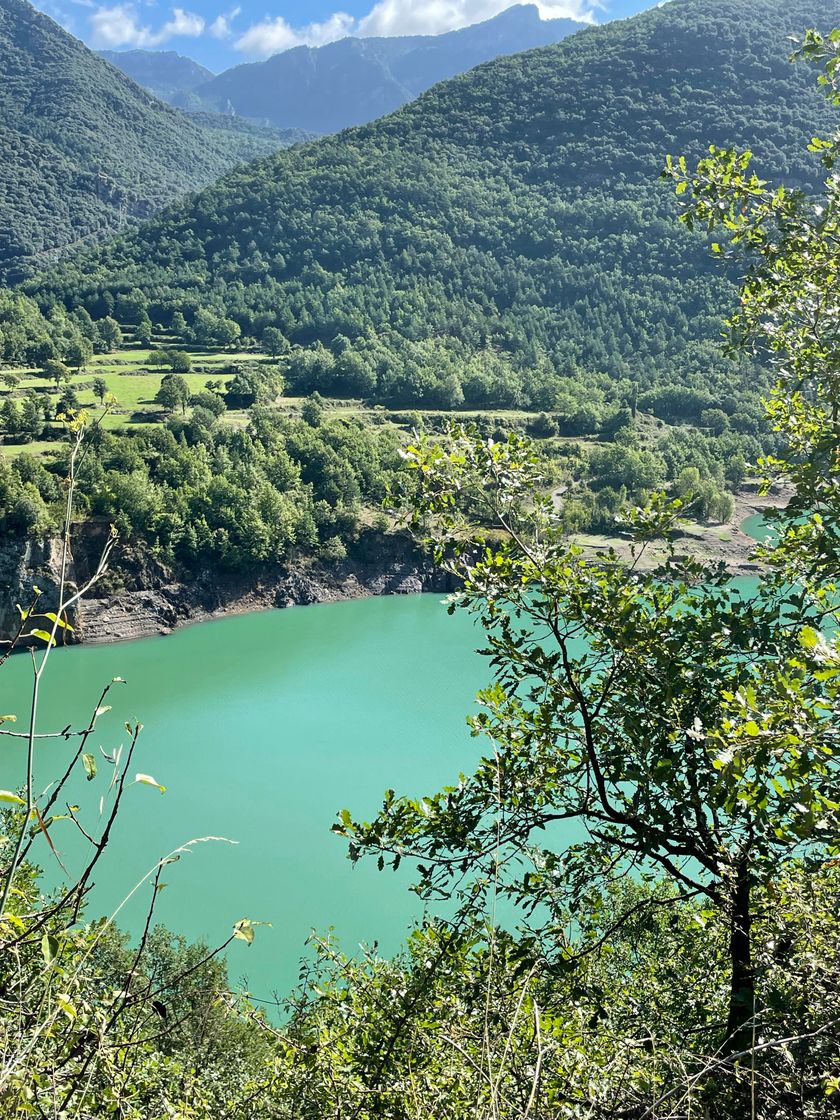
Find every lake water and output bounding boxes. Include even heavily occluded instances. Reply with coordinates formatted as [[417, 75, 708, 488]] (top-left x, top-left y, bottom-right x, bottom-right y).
[[0, 595, 489, 1002], [0, 573, 765, 1003], [741, 511, 773, 543]]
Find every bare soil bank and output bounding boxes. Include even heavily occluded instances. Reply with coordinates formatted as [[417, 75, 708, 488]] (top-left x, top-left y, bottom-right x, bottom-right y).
[[572, 485, 789, 574], [0, 529, 455, 646]]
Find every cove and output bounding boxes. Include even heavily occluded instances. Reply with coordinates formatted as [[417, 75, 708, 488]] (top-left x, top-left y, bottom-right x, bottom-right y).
[[0, 594, 489, 1002]]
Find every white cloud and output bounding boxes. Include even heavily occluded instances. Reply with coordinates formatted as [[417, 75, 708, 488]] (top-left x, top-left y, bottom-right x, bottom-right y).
[[234, 11, 354, 56], [358, 0, 595, 37], [209, 4, 240, 39], [89, 3, 204, 47], [233, 0, 596, 59]]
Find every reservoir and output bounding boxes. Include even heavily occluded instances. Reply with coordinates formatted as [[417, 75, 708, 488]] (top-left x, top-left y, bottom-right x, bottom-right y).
[[0, 574, 763, 1002], [0, 593, 487, 1002]]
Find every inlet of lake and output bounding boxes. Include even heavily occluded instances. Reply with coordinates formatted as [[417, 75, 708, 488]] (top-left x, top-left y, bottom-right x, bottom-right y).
[[0, 576, 763, 1003]]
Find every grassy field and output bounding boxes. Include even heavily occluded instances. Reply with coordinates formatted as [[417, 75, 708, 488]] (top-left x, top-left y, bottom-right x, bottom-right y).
[[0, 341, 279, 452], [1, 336, 582, 460]]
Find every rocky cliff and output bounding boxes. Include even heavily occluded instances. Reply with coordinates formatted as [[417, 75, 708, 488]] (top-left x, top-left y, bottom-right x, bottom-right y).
[[0, 527, 451, 647]]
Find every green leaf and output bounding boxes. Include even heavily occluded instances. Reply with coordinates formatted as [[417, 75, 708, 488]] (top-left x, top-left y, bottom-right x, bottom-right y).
[[41, 933, 59, 965], [82, 753, 97, 782], [232, 918, 271, 945], [56, 993, 76, 1021], [0, 791, 25, 806], [41, 612, 74, 632], [29, 629, 56, 647], [233, 918, 254, 945], [800, 625, 821, 650]]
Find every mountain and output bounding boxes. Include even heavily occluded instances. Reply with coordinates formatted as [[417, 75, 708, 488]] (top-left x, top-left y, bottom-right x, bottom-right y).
[[30, 0, 840, 417], [176, 5, 586, 133], [0, 0, 295, 281], [98, 48, 214, 102]]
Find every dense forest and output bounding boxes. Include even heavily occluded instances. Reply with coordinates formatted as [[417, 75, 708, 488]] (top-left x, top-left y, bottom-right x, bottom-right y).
[[0, 281, 753, 553], [0, 0, 296, 282], [0, 402, 401, 570], [26, 0, 840, 423], [1, 22, 839, 1113]]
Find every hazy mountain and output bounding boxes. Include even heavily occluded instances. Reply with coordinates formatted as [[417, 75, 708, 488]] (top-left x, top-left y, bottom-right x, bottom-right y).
[[0, 0, 294, 280], [98, 48, 214, 102], [177, 5, 586, 133]]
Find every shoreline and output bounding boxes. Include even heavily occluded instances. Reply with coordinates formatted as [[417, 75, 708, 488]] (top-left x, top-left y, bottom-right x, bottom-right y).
[[571, 486, 787, 575], [76, 553, 453, 646], [1, 488, 788, 649], [0, 528, 453, 649]]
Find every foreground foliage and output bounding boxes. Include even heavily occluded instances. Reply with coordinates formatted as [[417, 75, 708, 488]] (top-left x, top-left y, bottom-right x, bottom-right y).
[[1, 15, 840, 1120]]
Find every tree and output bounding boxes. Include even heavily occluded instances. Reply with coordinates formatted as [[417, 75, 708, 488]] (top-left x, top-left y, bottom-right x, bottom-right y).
[[262, 326, 289, 358], [170, 310, 193, 342], [135, 313, 153, 348], [155, 373, 191, 415], [1, 397, 20, 438], [26, 338, 56, 368], [43, 358, 71, 389], [190, 389, 226, 417], [57, 384, 79, 415], [333, 43, 840, 1113], [700, 406, 730, 434], [163, 349, 192, 373], [216, 318, 241, 347], [65, 338, 93, 370], [20, 397, 44, 441], [97, 316, 123, 352], [92, 376, 109, 404], [301, 393, 324, 427]]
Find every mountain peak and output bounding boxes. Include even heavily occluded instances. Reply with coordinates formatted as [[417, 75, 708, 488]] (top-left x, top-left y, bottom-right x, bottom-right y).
[[163, 5, 584, 133]]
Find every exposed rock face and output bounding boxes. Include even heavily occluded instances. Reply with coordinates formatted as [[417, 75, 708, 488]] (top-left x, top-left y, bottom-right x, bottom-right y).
[[0, 528, 453, 647], [0, 535, 80, 647]]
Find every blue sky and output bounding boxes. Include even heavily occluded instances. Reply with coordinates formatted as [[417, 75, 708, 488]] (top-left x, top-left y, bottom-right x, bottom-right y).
[[36, 0, 660, 71]]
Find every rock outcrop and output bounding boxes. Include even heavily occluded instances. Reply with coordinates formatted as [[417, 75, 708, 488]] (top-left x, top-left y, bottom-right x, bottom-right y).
[[0, 528, 453, 647]]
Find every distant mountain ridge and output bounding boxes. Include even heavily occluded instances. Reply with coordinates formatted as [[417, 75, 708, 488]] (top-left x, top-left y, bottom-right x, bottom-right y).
[[98, 48, 214, 102], [0, 0, 293, 280], [106, 5, 586, 133]]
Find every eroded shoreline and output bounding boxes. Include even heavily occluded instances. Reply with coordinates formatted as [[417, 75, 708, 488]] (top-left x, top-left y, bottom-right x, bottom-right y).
[[0, 488, 788, 648]]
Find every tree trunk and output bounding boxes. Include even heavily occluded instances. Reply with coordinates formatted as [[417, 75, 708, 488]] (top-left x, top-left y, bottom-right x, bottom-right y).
[[723, 857, 755, 1057]]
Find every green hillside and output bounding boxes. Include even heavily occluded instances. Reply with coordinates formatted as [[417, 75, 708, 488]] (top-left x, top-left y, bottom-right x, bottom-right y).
[[28, 0, 840, 420], [0, 0, 292, 281]]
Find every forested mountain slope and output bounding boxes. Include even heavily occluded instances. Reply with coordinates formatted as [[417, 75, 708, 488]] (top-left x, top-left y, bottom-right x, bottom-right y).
[[30, 0, 840, 415], [176, 5, 584, 133], [0, 0, 292, 281], [98, 48, 214, 102]]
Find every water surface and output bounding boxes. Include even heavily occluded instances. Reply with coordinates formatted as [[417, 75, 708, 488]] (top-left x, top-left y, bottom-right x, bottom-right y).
[[0, 576, 764, 1001], [0, 595, 487, 1000]]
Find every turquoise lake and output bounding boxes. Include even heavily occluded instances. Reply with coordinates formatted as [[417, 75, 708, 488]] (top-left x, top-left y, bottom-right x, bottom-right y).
[[0, 594, 489, 1003], [0, 572, 764, 1003]]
